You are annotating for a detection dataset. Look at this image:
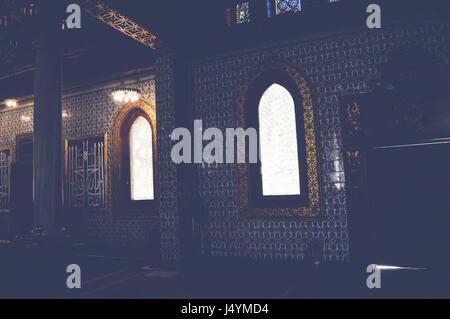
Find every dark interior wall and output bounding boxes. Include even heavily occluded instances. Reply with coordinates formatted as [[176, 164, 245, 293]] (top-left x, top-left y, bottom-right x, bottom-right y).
[[188, 18, 449, 262], [366, 143, 450, 267], [0, 106, 33, 240]]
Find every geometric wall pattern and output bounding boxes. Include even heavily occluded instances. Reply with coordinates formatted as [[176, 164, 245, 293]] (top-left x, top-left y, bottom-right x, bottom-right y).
[[0, 19, 449, 262], [188, 20, 449, 262], [62, 80, 158, 246], [155, 54, 180, 262], [0, 79, 158, 246]]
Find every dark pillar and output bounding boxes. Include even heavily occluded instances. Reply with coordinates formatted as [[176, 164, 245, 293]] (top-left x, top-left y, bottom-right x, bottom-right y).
[[172, 50, 198, 266], [33, 0, 63, 235]]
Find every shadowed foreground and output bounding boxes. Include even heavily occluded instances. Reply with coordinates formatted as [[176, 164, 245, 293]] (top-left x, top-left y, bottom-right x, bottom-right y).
[[0, 241, 448, 299]]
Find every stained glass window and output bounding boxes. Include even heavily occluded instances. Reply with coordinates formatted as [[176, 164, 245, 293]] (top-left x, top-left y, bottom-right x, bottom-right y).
[[226, 8, 232, 27], [266, 0, 272, 18], [129, 116, 154, 201], [236, 2, 250, 24], [275, 0, 302, 15], [258, 83, 301, 196]]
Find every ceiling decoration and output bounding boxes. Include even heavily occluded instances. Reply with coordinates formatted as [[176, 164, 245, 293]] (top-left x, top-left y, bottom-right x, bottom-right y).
[[82, 0, 162, 50]]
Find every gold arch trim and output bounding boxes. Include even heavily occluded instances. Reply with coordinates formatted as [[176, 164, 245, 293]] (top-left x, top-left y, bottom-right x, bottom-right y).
[[236, 61, 321, 218], [111, 99, 158, 217]]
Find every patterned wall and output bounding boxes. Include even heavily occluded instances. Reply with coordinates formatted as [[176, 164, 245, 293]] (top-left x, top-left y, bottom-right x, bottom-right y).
[[154, 54, 181, 262], [0, 79, 161, 247], [0, 18, 448, 262], [189, 20, 449, 262], [0, 107, 34, 159], [63, 79, 159, 246], [0, 107, 33, 239]]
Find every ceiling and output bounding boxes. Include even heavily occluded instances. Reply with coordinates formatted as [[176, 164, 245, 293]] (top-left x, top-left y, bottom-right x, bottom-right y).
[[0, 0, 448, 104]]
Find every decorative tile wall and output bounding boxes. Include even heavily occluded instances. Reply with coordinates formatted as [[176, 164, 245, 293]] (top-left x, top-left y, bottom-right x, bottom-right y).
[[189, 20, 449, 262], [155, 54, 181, 262], [0, 79, 161, 247], [63, 79, 158, 246], [0, 107, 34, 156], [0, 107, 33, 238], [0, 18, 448, 262]]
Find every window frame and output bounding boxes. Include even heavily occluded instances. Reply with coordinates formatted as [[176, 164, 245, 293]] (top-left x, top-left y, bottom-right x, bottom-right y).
[[245, 70, 310, 209], [119, 109, 157, 210], [64, 133, 108, 211], [111, 99, 158, 218]]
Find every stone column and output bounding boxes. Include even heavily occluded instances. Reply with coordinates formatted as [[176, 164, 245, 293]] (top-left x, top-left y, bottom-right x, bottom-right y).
[[33, 0, 64, 235]]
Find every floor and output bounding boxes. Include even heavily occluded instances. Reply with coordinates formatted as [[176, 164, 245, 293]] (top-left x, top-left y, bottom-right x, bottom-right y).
[[0, 242, 449, 299]]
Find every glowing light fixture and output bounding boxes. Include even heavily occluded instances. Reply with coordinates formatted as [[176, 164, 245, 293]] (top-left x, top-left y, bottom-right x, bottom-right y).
[[112, 89, 140, 104], [5, 99, 18, 108]]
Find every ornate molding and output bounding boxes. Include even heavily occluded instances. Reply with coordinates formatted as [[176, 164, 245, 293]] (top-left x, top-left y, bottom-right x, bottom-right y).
[[111, 99, 158, 218], [236, 61, 321, 218], [83, 0, 161, 50], [64, 133, 108, 211]]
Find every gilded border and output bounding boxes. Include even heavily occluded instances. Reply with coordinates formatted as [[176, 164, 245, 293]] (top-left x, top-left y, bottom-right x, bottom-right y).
[[236, 61, 321, 218], [64, 133, 108, 212], [84, 0, 161, 50], [111, 98, 158, 219]]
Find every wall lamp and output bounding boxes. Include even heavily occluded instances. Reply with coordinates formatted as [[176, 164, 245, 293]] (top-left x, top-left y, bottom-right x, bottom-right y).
[[112, 88, 141, 104], [5, 99, 18, 108]]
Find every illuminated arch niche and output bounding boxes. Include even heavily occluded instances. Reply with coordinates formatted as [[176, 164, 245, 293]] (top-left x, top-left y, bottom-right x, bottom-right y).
[[236, 62, 321, 218], [111, 99, 158, 217]]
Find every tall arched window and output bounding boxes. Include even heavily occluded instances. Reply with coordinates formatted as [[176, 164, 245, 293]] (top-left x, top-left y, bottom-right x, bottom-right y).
[[259, 83, 301, 196], [112, 100, 157, 217], [245, 70, 309, 208], [129, 116, 154, 201]]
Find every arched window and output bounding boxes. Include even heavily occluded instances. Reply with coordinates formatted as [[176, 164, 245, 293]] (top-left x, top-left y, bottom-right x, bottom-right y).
[[112, 100, 157, 217], [129, 116, 154, 201], [258, 83, 301, 196], [245, 70, 309, 209]]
